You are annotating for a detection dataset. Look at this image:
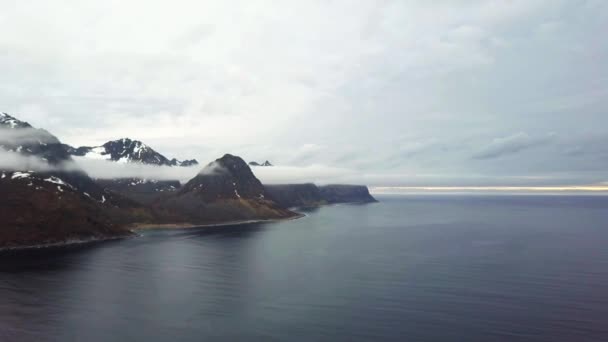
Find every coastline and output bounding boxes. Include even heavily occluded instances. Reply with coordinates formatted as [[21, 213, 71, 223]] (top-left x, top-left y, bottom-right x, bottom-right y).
[[0, 234, 130, 253], [128, 213, 306, 232], [0, 214, 306, 252]]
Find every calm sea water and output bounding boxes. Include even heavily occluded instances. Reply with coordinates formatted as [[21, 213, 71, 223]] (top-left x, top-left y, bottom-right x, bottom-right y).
[[1, 195, 608, 341]]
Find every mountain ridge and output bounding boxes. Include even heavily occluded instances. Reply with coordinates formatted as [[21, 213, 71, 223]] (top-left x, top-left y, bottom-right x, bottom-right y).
[[0, 112, 377, 249], [69, 138, 199, 167]]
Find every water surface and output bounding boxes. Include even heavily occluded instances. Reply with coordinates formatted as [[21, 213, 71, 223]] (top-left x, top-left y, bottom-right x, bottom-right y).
[[1, 195, 608, 341]]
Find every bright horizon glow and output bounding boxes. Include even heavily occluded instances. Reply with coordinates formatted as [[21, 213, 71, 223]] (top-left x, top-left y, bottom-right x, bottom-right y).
[[371, 185, 608, 194]]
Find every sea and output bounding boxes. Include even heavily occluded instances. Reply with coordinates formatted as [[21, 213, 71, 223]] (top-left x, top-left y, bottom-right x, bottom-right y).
[[1, 195, 608, 341]]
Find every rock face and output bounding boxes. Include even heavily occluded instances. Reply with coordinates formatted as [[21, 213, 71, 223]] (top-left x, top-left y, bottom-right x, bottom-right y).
[[159, 154, 297, 223], [70, 138, 198, 167], [265, 183, 326, 208], [266, 183, 377, 207], [318, 185, 377, 204]]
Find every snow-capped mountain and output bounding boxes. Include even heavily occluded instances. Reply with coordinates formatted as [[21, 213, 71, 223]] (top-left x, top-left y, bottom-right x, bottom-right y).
[[0, 112, 72, 164], [0, 112, 124, 202], [170, 158, 199, 167], [0, 112, 30, 129], [71, 138, 199, 167], [0, 112, 146, 248]]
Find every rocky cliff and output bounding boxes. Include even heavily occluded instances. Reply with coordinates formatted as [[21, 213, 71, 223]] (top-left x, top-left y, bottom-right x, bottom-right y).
[[319, 184, 377, 204], [265, 183, 327, 208], [266, 183, 377, 207]]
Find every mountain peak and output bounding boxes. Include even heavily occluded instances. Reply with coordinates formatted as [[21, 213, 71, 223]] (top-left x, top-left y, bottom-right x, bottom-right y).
[[184, 154, 264, 201], [0, 112, 69, 164], [206, 154, 251, 175], [0, 112, 32, 129], [71, 138, 198, 167]]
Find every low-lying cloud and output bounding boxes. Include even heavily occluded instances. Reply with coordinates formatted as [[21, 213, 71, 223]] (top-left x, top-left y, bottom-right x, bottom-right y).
[[253, 165, 355, 185], [0, 127, 60, 146], [0, 149, 202, 182], [0, 149, 57, 172], [73, 157, 200, 181]]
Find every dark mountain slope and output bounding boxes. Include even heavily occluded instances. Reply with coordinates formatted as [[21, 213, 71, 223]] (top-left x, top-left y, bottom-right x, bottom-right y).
[[0, 113, 155, 248], [0, 171, 130, 248], [158, 154, 298, 223]]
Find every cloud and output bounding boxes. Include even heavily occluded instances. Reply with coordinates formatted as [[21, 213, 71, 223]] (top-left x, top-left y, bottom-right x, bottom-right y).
[[1, 0, 607, 187], [72, 157, 201, 181], [0, 127, 60, 146], [0, 150, 57, 172], [473, 132, 555, 159], [253, 165, 354, 185], [0, 148, 202, 182]]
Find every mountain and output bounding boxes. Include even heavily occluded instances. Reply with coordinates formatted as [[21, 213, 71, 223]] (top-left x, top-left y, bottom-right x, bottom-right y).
[[0, 112, 72, 164], [0, 170, 132, 248], [1, 112, 376, 248], [158, 154, 297, 223], [0, 113, 145, 248], [249, 160, 273, 167], [265, 183, 377, 208], [70, 138, 198, 167], [170, 158, 199, 167]]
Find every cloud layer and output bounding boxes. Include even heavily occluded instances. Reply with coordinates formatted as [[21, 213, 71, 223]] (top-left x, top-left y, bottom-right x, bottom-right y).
[[1, 0, 607, 187]]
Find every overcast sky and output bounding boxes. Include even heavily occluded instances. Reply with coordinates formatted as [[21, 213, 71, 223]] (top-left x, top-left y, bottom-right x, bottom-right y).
[[1, 0, 607, 187]]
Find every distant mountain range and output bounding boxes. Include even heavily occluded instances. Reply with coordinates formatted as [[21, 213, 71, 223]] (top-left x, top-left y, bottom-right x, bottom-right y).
[[0, 112, 376, 249], [68, 138, 198, 167], [1, 112, 198, 167], [249, 160, 273, 167]]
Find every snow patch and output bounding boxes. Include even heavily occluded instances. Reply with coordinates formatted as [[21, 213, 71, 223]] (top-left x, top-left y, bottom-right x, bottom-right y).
[[84, 146, 109, 160], [44, 176, 73, 188], [12, 171, 32, 179]]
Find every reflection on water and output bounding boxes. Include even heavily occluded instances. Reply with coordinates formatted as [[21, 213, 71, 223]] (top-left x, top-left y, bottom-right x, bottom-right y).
[[2, 196, 608, 341]]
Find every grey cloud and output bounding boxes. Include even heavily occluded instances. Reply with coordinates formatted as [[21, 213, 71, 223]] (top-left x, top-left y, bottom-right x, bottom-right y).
[[1, 1, 607, 187], [473, 132, 555, 160], [0, 128, 60, 146], [0, 150, 58, 172]]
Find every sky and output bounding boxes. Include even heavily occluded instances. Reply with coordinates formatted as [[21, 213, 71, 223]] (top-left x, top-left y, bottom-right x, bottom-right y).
[[1, 0, 607, 187]]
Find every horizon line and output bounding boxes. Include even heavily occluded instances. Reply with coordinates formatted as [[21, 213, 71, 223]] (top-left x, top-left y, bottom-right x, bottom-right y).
[[370, 186, 608, 194]]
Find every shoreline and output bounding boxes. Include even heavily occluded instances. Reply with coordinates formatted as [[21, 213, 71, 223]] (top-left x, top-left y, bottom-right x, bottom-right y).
[[0, 234, 130, 253], [0, 214, 306, 252], [128, 213, 306, 232]]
